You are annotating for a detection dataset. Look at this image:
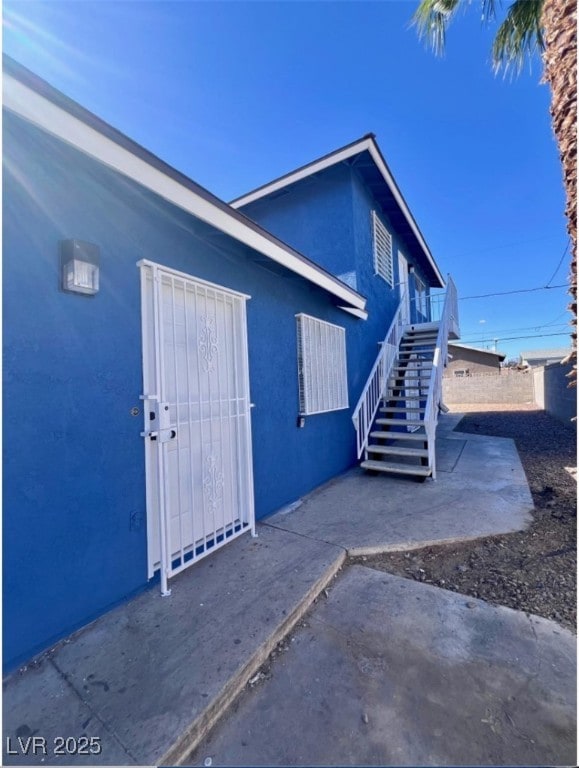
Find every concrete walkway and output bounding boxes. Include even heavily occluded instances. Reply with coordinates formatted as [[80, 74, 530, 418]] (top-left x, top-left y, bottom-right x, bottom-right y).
[[266, 417, 533, 555], [190, 567, 576, 767], [3, 416, 559, 767]]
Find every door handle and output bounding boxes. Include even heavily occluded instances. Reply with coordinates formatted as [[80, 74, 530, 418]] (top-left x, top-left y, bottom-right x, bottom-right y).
[[154, 429, 177, 444]]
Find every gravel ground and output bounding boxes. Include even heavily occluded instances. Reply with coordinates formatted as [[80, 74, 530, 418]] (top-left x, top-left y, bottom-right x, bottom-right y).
[[352, 406, 577, 631]]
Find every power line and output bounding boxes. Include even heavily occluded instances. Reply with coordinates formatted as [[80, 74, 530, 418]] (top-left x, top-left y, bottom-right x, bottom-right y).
[[545, 240, 570, 287], [459, 283, 568, 301], [461, 322, 569, 336], [460, 331, 571, 344], [544, 310, 571, 326], [461, 310, 572, 338], [453, 234, 560, 259]]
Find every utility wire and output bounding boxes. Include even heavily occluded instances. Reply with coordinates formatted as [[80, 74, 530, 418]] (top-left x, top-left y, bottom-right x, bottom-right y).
[[460, 331, 571, 344], [459, 283, 568, 301], [461, 321, 569, 336], [545, 240, 570, 287], [454, 234, 559, 259], [460, 311, 572, 338], [544, 310, 571, 325]]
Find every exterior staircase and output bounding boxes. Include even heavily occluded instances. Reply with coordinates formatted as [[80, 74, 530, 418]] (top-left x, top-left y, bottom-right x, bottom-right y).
[[361, 326, 438, 479], [352, 277, 459, 481]]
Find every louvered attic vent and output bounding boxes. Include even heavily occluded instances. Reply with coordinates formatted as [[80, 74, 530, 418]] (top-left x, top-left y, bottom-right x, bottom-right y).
[[372, 210, 394, 287]]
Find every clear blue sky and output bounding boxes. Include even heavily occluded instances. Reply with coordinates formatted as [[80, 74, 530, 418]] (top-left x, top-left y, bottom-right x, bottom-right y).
[[3, 0, 572, 360]]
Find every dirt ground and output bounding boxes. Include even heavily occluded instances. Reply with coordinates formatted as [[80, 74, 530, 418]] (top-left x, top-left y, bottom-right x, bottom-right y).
[[352, 405, 577, 631]]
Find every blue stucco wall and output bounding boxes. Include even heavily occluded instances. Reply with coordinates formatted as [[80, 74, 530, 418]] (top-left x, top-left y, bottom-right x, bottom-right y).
[[4, 114, 395, 670], [239, 165, 356, 283], [240, 163, 433, 382], [350, 169, 431, 326], [241, 163, 433, 328]]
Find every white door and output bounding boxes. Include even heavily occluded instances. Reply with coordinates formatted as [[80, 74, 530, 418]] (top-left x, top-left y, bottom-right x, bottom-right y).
[[398, 251, 410, 325], [139, 260, 255, 595]]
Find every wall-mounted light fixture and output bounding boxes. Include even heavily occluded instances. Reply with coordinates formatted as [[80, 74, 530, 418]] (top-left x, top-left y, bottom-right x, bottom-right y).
[[61, 239, 100, 295]]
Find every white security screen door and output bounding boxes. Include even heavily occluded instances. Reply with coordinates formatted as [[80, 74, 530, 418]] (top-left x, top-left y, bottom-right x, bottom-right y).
[[139, 260, 255, 595], [398, 251, 410, 325]]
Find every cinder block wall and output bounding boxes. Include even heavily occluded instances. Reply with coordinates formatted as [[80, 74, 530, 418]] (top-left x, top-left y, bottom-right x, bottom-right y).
[[442, 370, 534, 404], [534, 362, 576, 424]]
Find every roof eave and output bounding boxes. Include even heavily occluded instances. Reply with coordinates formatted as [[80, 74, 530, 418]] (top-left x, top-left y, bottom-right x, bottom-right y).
[[2, 56, 366, 316], [230, 135, 445, 289]]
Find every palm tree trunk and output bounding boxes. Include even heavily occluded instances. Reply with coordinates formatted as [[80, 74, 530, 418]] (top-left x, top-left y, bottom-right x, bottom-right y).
[[541, 0, 577, 381]]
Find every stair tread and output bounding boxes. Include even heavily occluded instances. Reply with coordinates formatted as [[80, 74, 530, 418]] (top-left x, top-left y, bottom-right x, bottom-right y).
[[369, 430, 427, 440], [361, 459, 431, 477], [382, 395, 425, 401], [389, 380, 430, 384], [403, 335, 438, 340], [391, 368, 432, 373], [376, 417, 426, 426], [379, 406, 426, 412], [367, 444, 429, 457]]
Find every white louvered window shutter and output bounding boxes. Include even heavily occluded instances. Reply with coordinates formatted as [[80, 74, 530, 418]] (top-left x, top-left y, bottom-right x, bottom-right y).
[[372, 210, 394, 287], [296, 314, 348, 415]]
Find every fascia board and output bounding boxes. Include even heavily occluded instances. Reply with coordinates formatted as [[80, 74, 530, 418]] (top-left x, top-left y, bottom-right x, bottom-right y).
[[450, 343, 505, 359], [365, 142, 445, 288], [231, 137, 446, 289], [229, 139, 372, 208], [3, 73, 366, 313], [339, 306, 368, 320]]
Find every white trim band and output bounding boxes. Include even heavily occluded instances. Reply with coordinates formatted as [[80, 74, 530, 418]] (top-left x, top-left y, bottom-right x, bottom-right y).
[[230, 136, 445, 288], [3, 72, 367, 314]]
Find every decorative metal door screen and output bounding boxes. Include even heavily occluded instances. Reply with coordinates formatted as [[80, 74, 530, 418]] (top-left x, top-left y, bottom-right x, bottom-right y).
[[139, 260, 255, 595]]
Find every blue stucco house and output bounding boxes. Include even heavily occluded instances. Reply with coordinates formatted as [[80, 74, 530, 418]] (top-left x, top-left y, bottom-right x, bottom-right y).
[[3, 57, 459, 670]]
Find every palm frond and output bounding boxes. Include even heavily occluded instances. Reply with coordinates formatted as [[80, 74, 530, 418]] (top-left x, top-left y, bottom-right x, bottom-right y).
[[492, 0, 545, 73], [481, 0, 500, 24], [412, 0, 462, 55]]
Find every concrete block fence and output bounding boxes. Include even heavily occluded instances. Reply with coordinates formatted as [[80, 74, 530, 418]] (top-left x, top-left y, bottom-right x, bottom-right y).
[[442, 363, 576, 425], [442, 369, 534, 406]]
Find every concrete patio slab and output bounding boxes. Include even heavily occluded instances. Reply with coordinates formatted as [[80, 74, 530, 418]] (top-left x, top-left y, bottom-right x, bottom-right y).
[[3, 660, 135, 766], [3, 416, 541, 767], [266, 423, 534, 555], [190, 566, 577, 767], [3, 526, 345, 766]]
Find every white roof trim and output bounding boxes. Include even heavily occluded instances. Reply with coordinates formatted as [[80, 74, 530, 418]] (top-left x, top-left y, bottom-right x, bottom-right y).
[[449, 343, 505, 358], [230, 137, 445, 288], [3, 72, 366, 314], [339, 306, 368, 321]]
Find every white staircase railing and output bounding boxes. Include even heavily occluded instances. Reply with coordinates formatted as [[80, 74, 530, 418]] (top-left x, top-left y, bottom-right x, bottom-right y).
[[423, 275, 458, 478], [352, 291, 407, 459]]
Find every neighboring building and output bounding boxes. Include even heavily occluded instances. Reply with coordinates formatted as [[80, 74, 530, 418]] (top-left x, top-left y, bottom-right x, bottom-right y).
[[3, 57, 456, 670], [445, 344, 506, 377], [520, 348, 571, 367]]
